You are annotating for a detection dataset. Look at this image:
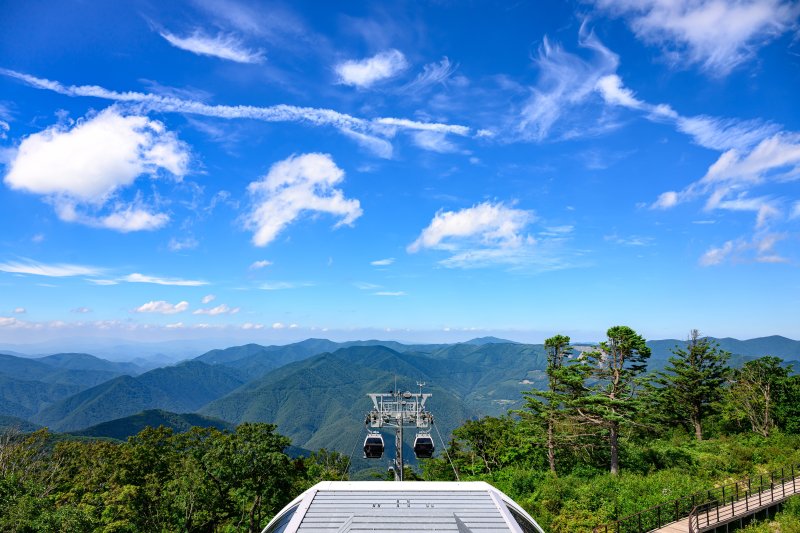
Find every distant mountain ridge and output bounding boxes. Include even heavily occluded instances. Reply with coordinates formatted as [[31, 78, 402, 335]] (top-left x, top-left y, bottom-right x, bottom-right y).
[[2, 334, 798, 453], [70, 409, 235, 440], [34, 361, 247, 431]]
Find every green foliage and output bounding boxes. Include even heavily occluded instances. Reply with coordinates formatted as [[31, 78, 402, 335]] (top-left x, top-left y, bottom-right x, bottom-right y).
[[0, 423, 309, 533], [650, 330, 731, 440]]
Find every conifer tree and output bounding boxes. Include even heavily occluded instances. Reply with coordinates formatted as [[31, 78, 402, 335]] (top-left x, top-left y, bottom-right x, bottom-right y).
[[521, 335, 574, 473], [572, 325, 650, 475], [652, 330, 729, 440]]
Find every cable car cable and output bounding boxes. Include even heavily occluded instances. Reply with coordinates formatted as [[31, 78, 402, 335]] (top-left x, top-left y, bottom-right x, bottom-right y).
[[433, 422, 460, 482]]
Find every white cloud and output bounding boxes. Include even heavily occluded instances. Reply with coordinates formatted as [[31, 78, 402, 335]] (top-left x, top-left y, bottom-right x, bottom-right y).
[[652, 191, 680, 209], [354, 281, 381, 290], [0, 259, 101, 277], [160, 30, 264, 64], [592, 0, 800, 75], [71, 307, 92, 313], [3, 107, 188, 231], [413, 131, 460, 153], [166, 322, 184, 329], [123, 273, 208, 286], [249, 260, 272, 270], [201, 294, 216, 304], [241, 322, 264, 330], [595, 74, 645, 109], [407, 202, 579, 270], [169, 237, 199, 251], [193, 303, 240, 315], [517, 25, 619, 141], [370, 258, 395, 266], [0, 317, 21, 327], [244, 153, 362, 247], [335, 49, 408, 88], [374, 291, 405, 296], [134, 300, 189, 314], [699, 233, 787, 266], [699, 241, 734, 266], [91, 206, 170, 232], [272, 322, 286, 329], [12, 307, 25, 314], [402, 57, 457, 94], [791, 201, 800, 219], [654, 133, 800, 228], [408, 202, 535, 253], [259, 281, 311, 290], [1, 69, 472, 155], [338, 128, 393, 159], [0, 120, 8, 139]]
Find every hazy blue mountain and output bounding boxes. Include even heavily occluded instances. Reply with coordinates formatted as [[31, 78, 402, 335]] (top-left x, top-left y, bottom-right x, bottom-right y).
[[646, 335, 800, 367], [70, 409, 235, 440], [0, 353, 130, 388], [34, 361, 247, 432], [201, 346, 477, 452], [35, 352, 143, 375], [0, 415, 41, 432], [195, 338, 450, 379], [0, 373, 81, 419], [200, 343, 550, 459], [463, 336, 519, 345]]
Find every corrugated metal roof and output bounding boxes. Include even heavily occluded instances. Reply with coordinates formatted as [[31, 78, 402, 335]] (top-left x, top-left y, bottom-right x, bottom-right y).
[[263, 481, 544, 533]]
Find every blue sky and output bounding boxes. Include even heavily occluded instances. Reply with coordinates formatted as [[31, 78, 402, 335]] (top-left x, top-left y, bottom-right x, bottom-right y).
[[1, 0, 799, 346]]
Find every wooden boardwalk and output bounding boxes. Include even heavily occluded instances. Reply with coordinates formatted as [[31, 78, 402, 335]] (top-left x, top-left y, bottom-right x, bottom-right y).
[[653, 476, 800, 533]]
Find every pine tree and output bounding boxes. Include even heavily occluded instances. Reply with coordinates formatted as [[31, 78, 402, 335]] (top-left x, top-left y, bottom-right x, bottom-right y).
[[572, 325, 651, 475], [652, 330, 730, 440], [521, 335, 573, 473]]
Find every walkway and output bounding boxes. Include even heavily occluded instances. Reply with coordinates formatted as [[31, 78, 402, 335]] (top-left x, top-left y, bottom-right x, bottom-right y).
[[657, 475, 799, 533]]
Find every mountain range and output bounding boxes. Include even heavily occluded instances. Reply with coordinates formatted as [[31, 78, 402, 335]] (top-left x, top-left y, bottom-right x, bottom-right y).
[[1, 335, 797, 458]]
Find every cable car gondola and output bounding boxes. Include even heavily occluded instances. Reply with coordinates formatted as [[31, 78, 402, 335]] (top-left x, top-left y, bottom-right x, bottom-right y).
[[413, 433, 434, 459], [363, 433, 384, 459]]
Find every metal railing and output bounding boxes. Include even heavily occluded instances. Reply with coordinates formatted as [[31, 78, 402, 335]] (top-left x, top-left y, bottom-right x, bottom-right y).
[[593, 464, 800, 533], [688, 465, 800, 533]]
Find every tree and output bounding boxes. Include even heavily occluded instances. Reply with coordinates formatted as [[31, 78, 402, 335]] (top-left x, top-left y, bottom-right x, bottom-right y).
[[573, 326, 651, 475], [522, 334, 573, 473], [652, 330, 730, 440], [725, 356, 789, 437]]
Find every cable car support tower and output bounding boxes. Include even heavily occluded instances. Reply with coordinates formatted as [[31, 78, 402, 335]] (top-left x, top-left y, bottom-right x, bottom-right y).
[[364, 382, 434, 481]]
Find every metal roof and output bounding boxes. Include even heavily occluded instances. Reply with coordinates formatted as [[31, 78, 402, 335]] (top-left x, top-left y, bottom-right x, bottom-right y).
[[262, 481, 544, 533]]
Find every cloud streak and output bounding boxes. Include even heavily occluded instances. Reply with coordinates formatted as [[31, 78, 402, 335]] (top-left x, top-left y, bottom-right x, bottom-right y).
[[591, 0, 800, 76], [1, 69, 472, 158], [160, 30, 265, 63]]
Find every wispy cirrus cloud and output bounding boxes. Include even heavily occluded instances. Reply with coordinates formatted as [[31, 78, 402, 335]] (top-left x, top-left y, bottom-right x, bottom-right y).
[[193, 303, 240, 315], [590, 67, 800, 259], [408, 202, 581, 270], [401, 57, 458, 94], [160, 30, 264, 63], [1, 69, 472, 158], [591, 0, 800, 76], [0, 259, 102, 277], [244, 153, 361, 247], [370, 258, 395, 266], [249, 260, 272, 270], [335, 49, 408, 88], [122, 273, 208, 286], [516, 23, 620, 141]]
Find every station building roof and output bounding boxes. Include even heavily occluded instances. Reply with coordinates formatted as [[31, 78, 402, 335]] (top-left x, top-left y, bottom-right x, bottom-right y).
[[262, 480, 544, 533]]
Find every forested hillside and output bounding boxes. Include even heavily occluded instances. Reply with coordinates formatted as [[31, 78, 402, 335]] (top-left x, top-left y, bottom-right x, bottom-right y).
[[2, 332, 800, 532]]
